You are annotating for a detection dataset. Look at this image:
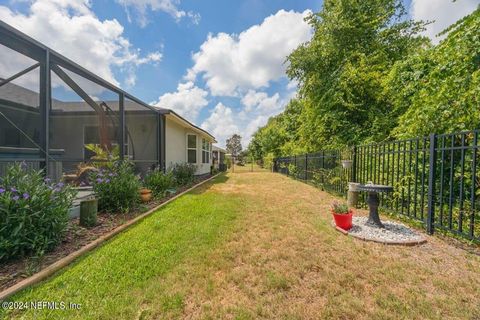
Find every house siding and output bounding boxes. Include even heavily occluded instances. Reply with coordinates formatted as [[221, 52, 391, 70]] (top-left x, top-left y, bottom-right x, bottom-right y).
[[165, 118, 212, 175]]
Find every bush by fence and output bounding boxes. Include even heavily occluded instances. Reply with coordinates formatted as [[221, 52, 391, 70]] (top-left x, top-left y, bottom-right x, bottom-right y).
[[274, 130, 480, 242]]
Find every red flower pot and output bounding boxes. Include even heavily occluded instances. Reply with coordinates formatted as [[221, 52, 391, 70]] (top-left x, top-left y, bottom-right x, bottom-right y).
[[332, 210, 353, 230]]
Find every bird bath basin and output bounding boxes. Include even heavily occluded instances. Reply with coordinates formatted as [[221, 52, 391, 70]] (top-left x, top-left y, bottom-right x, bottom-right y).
[[357, 183, 393, 228]]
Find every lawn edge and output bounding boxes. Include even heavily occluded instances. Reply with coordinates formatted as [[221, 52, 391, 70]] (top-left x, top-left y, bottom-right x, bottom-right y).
[[0, 173, 221, 302]]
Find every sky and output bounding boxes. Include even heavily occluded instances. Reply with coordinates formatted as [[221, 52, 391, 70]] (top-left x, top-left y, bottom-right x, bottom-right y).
[[0, 0, 478, 147]]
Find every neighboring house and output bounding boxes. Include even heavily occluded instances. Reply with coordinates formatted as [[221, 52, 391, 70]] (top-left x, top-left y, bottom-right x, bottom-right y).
[[0, 21, 215, 179], [212, 146, 226, 171]]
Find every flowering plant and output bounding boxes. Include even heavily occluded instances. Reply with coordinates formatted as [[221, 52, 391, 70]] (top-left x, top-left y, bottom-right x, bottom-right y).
[[0, 162, 76, 262], [90, 161, 140, 213]]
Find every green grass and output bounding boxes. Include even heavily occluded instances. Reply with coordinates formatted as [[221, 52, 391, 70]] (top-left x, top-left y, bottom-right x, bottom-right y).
[[2, 170, 480, 319], [265, 271, 291, 291], [2, 174, 242, 319]]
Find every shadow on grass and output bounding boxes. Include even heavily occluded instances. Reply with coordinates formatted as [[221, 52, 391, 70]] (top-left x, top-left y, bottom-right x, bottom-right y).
[[189, 173, 229, 195]]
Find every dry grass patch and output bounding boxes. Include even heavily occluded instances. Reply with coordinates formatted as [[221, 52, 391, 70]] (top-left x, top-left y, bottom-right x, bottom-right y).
[[153, 170, 480, 319], [5, 170, 479, 319]]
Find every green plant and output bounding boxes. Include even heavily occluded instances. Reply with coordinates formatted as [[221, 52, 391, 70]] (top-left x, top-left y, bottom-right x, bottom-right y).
[[144, 168, 175, 198], [85, 144, 120, 168], [225, 156, 232, 169], [263, 152, 275, 171], [287, 164, 298, 178], [312, 168, 343, 192], [330, 201, 350, 214], [172, 163, 196, 186], [0, 163, 77, 262], [90, 161, 140, 213]]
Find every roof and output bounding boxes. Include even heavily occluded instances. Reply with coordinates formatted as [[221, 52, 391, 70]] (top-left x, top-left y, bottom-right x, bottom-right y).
[[164, 109, 217, 143], [0, 21, 215, 142], [212, 145, 227, 153], [0, 80, 216, 141]]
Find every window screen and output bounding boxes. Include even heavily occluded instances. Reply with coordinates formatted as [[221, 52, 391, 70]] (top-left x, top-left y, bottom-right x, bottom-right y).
[[202, 139, 210, 164], [187, 134, 197, 163]]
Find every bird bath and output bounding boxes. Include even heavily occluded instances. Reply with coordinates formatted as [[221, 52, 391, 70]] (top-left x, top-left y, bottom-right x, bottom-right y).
[[357, 183, 393, 228]]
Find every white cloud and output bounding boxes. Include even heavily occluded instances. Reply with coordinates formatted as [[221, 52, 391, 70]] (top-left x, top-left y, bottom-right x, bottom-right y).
[[153, 81, 208, 121], [287, 79, 298, 90], [244, 114, 271, 142], [411, 0, 479, 44], [201, 103, 240, 145], [241, 89, 281, 113], [202, 89, 289, 147], [241, 90, 268, 111], [0, 0, 161, 89], [187, 9, 312, 96], [116, 0, 200, 27], [177, 9, 307, 146], [240, 90, 288, 145]]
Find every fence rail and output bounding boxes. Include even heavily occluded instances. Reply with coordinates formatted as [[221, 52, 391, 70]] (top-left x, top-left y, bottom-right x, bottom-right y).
[[274, 130, 480, 242]]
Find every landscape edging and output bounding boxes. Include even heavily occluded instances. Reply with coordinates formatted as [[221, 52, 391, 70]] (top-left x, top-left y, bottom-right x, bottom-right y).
[[0, 173, 221, 302], [331, 220, 427, 246]]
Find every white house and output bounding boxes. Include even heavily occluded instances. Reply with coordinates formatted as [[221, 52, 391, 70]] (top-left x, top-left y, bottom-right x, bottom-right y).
[[164, 112, 215, 175]]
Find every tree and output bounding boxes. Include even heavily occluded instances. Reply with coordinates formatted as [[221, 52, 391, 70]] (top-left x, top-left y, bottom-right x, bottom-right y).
[[226, 134, 242, 157], [389, 8, 480, 138], [248, 98, 304, 162], [286, 0, 428, 149], [248, 1, 479, 156]]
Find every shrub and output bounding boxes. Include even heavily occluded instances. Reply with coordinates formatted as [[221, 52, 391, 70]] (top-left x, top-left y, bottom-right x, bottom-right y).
[[287, 164, 298, 177], [211, 167, 219, 175], [144, 168, 175, 198], [0, 163, 76, 262], [263, 152, 275, 171], [172, 163, 196, 186], [225, 156, 232, 169], [90, 161, 140, 213]]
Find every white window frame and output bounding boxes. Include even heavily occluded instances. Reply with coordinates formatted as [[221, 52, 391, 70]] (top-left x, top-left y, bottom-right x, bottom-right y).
[[208, 139, 212, 164], [202, 138, 210, 164], [186, 133, 197, 164]]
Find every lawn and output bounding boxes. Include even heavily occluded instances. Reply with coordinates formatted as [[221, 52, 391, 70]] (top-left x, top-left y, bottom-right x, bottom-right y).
[[2, 168, 480, 319]]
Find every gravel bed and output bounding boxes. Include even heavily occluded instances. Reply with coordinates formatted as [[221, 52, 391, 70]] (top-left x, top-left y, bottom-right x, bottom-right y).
[[348, 217, 425, 243]]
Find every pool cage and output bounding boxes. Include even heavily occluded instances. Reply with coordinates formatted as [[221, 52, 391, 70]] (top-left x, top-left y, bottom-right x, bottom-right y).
[[0, 21, 166, 182]]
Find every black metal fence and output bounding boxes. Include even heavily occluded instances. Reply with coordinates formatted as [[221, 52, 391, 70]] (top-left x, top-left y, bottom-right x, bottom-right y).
[[274, 130, 480, 242]]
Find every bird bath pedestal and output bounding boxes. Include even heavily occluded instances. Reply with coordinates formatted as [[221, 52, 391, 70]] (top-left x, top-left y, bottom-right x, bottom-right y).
[[357, 183, 393, 228]]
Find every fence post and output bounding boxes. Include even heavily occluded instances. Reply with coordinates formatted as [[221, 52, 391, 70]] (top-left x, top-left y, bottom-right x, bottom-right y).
[[294, 155, 297, 177], [352, 146, 357, 183], [305, 154, 308, 180], [427, 133, 437, 235]]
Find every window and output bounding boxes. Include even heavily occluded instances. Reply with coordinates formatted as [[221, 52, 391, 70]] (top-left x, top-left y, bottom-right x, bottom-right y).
[[202, 139, 210, 164], [187, 134, 197, 163]]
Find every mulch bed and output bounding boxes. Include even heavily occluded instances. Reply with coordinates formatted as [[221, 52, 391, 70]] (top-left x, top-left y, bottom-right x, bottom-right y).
[[0, 175, 212, 292]]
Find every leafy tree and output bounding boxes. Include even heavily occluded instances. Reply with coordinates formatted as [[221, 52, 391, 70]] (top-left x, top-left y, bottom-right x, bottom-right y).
[[248, 99, 304, 161], [226, 134, 242, 157], [390, 8, 480, 138], [247, 2, 479, 158], [286, 0, 428, 149]]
